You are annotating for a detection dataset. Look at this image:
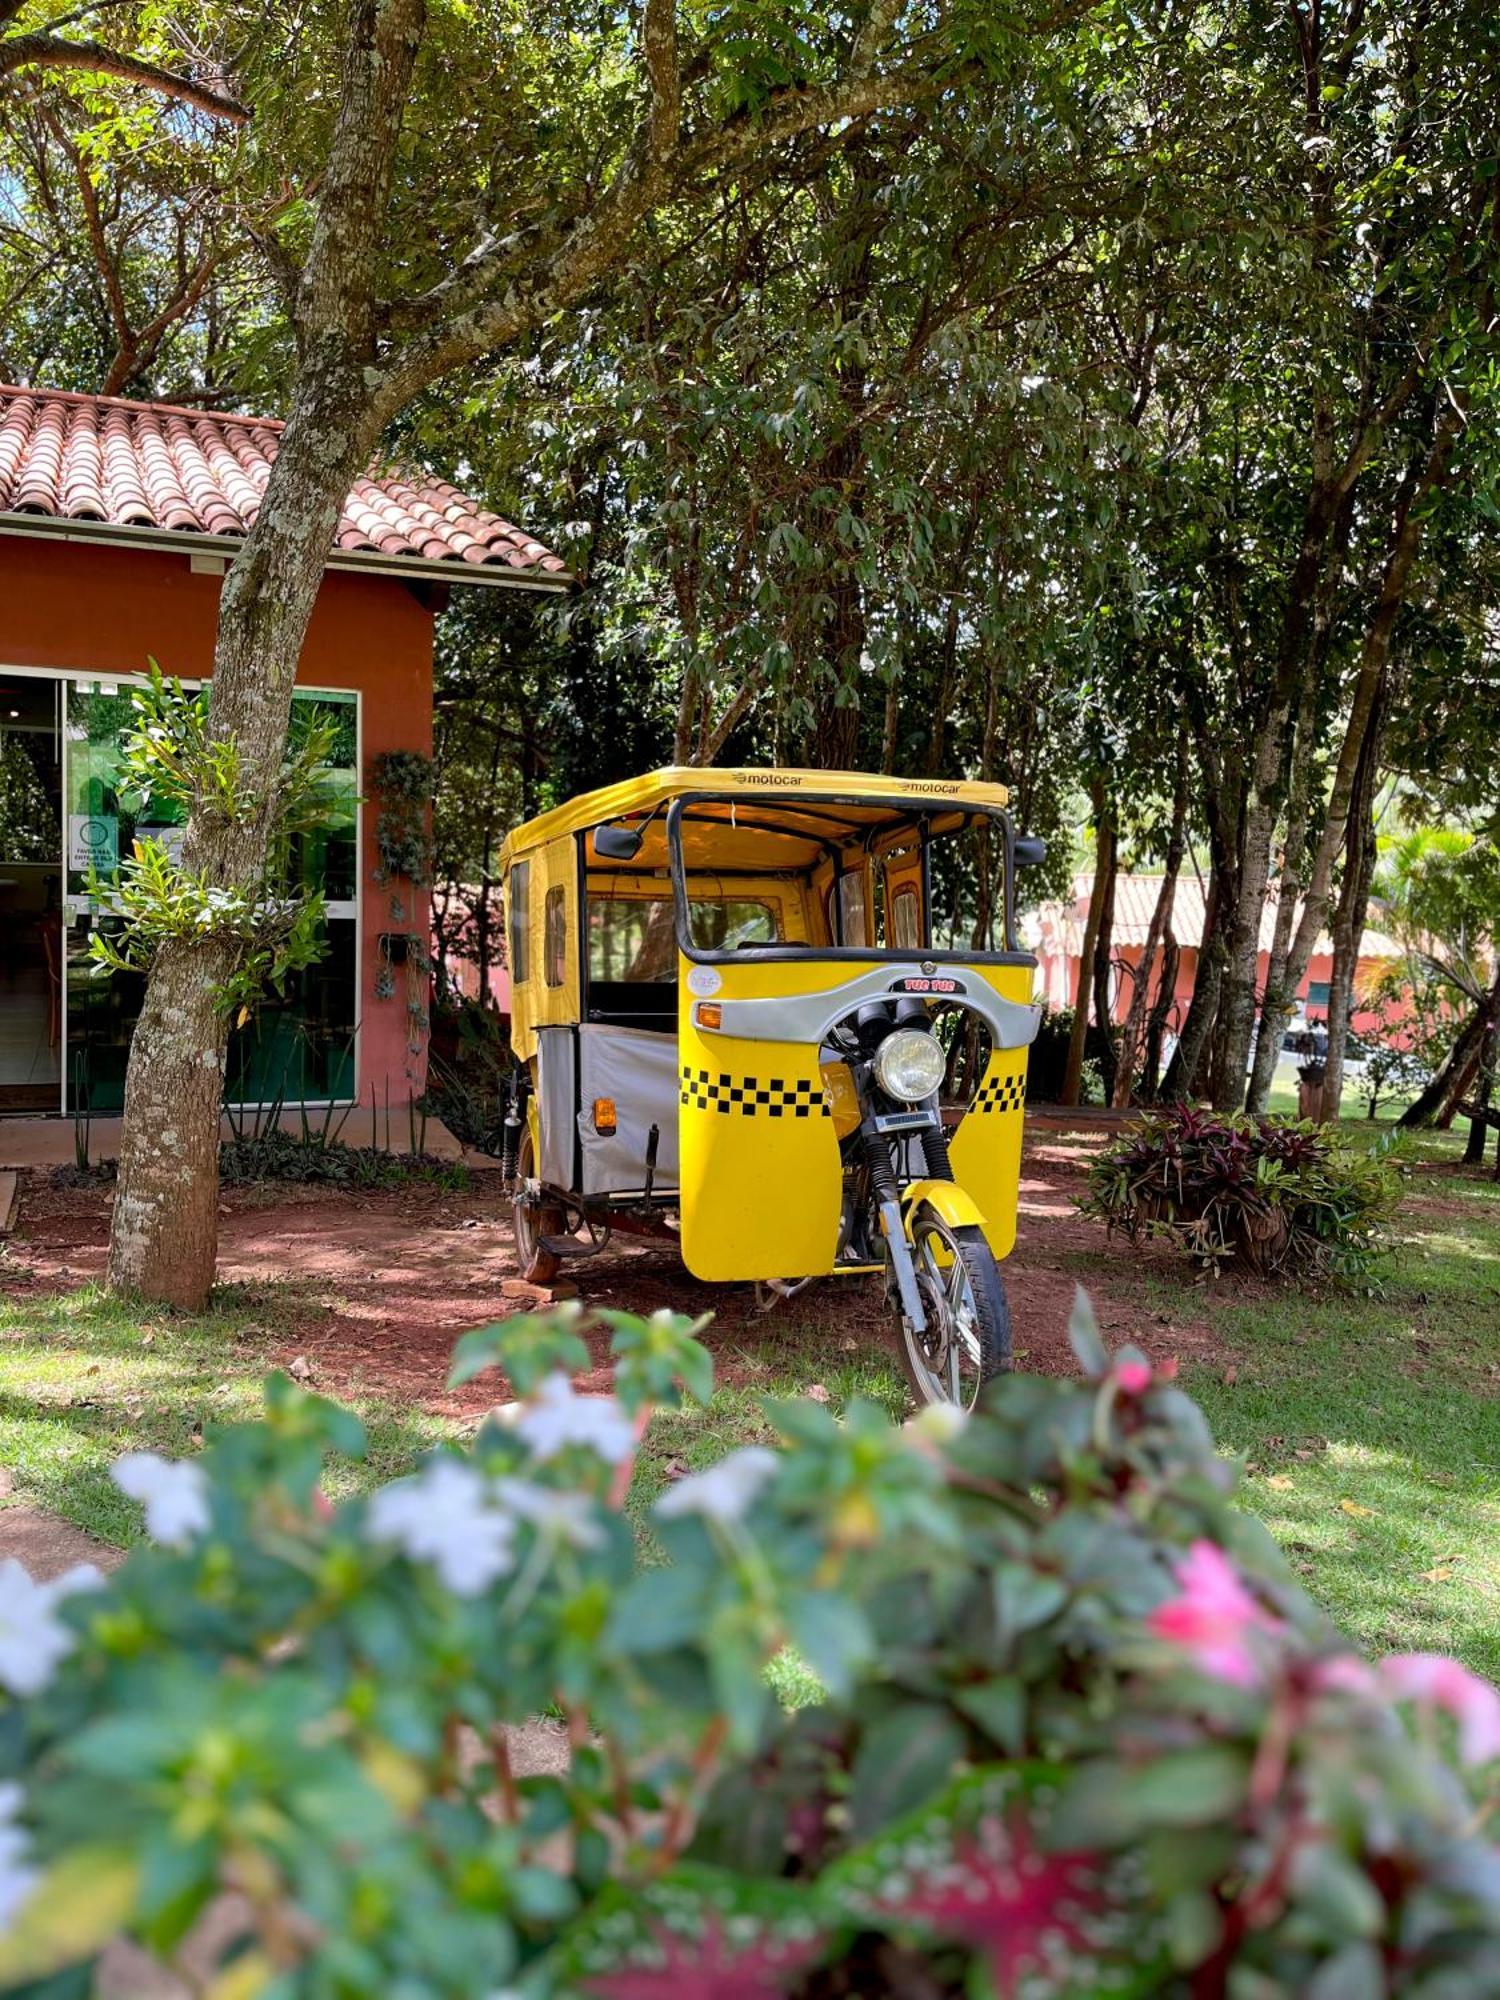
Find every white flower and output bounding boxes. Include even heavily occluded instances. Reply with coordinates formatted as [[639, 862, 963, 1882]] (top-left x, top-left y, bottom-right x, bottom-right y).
[[906, 1403, 968, 1449], [0, 1784, 38, 1935], [655, 1447, 779, 1526], [0, 1560, 103, 1698], [493, 1479, 605, 1551], [515, 1373, 635, 1465], [366, 1459, 516, 1597], [111, 1452, 211, 1546]]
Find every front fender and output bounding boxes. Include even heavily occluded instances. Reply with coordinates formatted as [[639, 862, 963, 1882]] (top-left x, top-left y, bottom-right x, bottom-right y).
[[900, 1179, 988, 1237]]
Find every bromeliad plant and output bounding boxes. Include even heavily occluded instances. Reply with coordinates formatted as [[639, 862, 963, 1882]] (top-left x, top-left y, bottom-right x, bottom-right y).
[[1079, 1104, 1405, 1280], [0, 1298, 1495, 1997]]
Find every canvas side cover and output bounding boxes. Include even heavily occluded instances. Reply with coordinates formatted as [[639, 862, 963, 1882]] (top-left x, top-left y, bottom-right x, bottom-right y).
[[576, 1024, 681, 1194], [676, 956, 846, 1280]]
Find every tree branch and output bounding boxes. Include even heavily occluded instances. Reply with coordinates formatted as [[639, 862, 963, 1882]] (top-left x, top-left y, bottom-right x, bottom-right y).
[[642, 0, 680, 158], [44, 106, 130, 353], [0, 31, 249, 120], [374, 37, 942, 420]]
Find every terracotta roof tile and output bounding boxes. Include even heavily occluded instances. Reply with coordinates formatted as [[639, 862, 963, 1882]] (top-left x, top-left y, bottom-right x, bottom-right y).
[[0, 384, 569, 584]]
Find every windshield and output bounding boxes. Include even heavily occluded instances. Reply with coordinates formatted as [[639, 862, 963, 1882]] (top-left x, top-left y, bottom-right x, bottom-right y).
[[667, 795, 1019, 961]]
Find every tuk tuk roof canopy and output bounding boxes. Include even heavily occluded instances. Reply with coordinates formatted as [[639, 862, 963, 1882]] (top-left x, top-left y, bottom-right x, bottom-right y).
[[501, 767, 1012, 872]]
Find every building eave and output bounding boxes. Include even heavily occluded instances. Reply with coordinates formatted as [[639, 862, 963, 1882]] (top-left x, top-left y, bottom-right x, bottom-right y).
[[0, 512, 574, 593]]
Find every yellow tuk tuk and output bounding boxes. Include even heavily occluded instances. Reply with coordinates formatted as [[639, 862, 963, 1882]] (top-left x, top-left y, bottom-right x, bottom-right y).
[[497, 768, 1043, 1406]]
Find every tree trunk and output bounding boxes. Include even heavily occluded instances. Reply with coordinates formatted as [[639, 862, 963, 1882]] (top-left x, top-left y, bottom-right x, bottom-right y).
[[107, 941, 237, 1308], [880, 673, 900, 774], [1322, 692, 1384, 1119], [1061, 795, 1114, 1106], [1213, 447, 1357, 1109], [1141, 929, 1179, 1101], [107, 0, 426, 1308], [1090, 840, 1119, 1102], [1256, 411, 1459, 1111], [1113, 729, 1187, 1108], [1399, 967, 1500, 1129], [1246, 674, 1318, 1113], [1464, 1021, 1497, 1165], [1162, 862, 1230, 1104]]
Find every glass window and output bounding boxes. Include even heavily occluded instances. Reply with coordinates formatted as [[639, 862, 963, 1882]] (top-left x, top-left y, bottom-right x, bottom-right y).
[[285, 694, 357, 906], [62, 681, 358, 1111], [688, 897, 779, 952], [544, 884, 567, 987], [589, 897, 674, 982], [589, 893, 781, 980], [827, 870, 869, 947], [1307, 980, 1331, 1008], [507, 861, 530, 984], [891, 884, 922, 949]]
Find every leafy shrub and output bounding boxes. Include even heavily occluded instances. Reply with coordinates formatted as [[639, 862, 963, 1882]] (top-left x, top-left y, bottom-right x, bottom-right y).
[[217, 1125, 470, 1191], [1080, 1104, 1404, 1279], [3, 1300, 1496, 1996], [1349, 1032, 1431, 1120], [1025, 1005, 1112, 1104], [422, 992, 512, 1153]]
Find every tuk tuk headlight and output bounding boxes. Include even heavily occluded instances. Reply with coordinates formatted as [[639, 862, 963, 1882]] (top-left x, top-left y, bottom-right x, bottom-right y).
[[874, 1027, 946, 1103]]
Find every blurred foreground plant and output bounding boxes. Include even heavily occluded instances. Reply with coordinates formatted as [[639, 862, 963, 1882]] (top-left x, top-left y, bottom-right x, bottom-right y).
[[0, 1296, 1494, 1997]]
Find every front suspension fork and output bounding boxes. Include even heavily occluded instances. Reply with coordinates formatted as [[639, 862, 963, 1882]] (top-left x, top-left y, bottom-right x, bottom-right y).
[[861, 1122, 928, 1334], [880, 1198, 927, 1334]]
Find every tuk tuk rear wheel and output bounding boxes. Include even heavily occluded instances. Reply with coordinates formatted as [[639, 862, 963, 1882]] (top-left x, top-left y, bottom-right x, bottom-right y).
[[513, 1127, 566, 1286], [898, 1212, 1010, 1410]]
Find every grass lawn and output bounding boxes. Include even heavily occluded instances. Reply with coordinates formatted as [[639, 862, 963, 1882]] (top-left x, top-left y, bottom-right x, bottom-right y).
[[0, 1282, 459, 1545], [1173, 1127, 1500, 1679]]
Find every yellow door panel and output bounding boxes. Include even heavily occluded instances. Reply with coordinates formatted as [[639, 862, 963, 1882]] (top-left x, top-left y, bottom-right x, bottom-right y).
[[677, 956, 846, 1281], [947, 1049, 1027, 1259]]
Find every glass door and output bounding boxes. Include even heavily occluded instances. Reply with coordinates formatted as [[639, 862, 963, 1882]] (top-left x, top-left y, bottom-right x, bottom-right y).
[[63, 680, 359, 1115], [0, 674, 63, 1114]]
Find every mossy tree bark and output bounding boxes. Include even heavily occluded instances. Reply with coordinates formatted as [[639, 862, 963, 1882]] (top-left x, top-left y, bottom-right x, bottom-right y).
[[107, 0, 425, 1307]]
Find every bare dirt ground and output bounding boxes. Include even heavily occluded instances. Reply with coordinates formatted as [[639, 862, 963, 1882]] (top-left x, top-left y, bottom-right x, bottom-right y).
[[0, 1129, 1227, 1415]]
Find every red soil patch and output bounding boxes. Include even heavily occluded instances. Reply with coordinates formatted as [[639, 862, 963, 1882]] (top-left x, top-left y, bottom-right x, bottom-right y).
[[1, 1133, 1224, 1416]]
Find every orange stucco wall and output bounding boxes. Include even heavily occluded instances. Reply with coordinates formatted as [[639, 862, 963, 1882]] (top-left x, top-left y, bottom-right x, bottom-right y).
[[0, 531, 436, 1105]]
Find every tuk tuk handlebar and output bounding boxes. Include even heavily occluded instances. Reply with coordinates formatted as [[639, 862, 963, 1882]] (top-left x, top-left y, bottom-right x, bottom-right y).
[[694, 964, 1042, 1053]]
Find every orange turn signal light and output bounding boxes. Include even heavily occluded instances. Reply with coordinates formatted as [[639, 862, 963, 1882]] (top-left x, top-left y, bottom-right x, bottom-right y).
[[593, 1096, 617, 1135], [695, 1003, 723, 1030]]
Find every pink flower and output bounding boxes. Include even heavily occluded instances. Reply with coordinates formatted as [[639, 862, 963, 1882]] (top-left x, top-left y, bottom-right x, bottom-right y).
[[1380, 1654, 1500, 1768], [1308, 1655, 1379, 1699], [1113, 1361, 1153, 1396], [1147, 1540, 1282, 1688]]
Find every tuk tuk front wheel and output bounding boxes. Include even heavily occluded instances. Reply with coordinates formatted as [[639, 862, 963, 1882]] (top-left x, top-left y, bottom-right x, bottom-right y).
[[898, 1209, 1011, 1410], [513, 1127, 566, 1286]]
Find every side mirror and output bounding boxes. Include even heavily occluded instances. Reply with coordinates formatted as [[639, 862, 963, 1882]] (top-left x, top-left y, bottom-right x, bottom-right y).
[[594, 822, 644, 861], [1013, 835, 1047, 869]]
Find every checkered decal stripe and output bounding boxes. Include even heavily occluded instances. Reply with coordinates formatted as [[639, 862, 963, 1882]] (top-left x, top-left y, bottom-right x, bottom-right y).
[[972, 1068, 1027, 1115], [680, 1068, 831, 1119]]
